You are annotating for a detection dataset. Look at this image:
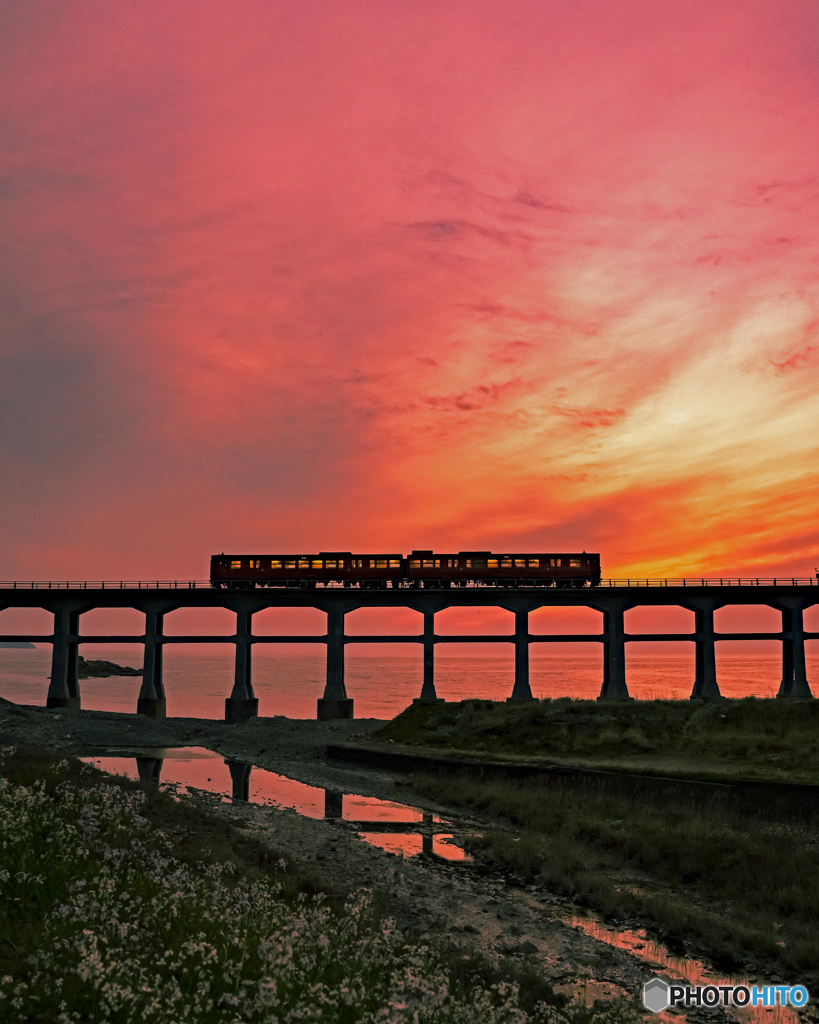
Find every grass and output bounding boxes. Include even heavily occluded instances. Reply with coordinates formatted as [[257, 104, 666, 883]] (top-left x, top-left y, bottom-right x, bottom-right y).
[[407, 769, 819, 979], [0, 745, 641, 1024], [370, 697, 819, 783], [376, 699, 819, 975]]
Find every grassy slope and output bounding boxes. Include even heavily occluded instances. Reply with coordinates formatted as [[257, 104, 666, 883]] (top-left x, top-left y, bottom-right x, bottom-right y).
[[369, 697, 819, 784], [369, 700, 819, 977]]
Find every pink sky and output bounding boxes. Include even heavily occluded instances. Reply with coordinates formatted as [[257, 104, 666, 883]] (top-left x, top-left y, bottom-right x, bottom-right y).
[[1, 0, 818, 582]]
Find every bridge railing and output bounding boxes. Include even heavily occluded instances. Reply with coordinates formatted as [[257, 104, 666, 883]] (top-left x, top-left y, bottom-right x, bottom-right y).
[[1, 577, 817, 590], [603, 577, 818, 587]]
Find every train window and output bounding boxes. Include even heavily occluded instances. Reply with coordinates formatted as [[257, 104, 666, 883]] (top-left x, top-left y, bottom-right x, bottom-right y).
[[471, 559, 486, 569], [422, 559, 434, 568], [409, 560, 420, 569], [389, 560, 401, 568], [284, 560, 296, 569], [230, 560, 242, 569], [447, 559, 455, 568], [487, 559, 498, 568], [250, 560, 260, 569], [501, 559, 512, 567], [312, 560, 323, 568], [514, 559, 526, 568], [375, 559, 388, 568], [528, 559, 539, 567], [325, 560, 337, 568], [298, 560, 309, 569], [271, 560, 282, 568], [570, 559, 583, 567]]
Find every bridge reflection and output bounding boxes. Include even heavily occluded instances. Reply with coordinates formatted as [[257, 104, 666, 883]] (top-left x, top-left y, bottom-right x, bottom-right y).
[[96, 751, 471, 862]]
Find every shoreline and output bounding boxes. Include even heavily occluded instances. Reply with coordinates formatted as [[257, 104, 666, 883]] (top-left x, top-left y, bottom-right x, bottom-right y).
[[3, 699, 817, 1018], [0, 702, 677, 1008]]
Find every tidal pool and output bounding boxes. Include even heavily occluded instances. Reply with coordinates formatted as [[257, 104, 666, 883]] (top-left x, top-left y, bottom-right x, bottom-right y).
[[555, 906, 802, 1024], [81, 748, 804, 1024], [80, 747, 473, 862]]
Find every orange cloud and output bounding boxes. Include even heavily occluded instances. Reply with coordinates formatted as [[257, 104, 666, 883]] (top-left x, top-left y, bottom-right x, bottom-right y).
[[1, 0, 818, 584]]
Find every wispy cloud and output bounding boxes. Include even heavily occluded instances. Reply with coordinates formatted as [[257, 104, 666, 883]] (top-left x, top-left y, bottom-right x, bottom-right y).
[[0, 0, 818, 580]]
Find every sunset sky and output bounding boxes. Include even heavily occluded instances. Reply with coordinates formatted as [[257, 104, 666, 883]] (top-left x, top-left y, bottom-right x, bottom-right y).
[[2, 0, 818, 582]]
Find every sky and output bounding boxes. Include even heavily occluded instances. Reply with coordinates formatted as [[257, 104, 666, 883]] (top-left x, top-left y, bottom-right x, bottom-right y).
[[1, 0, 819, 583]]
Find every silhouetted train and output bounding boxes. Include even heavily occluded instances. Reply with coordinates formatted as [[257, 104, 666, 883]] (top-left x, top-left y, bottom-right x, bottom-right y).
[[210, 550, 601, 589]]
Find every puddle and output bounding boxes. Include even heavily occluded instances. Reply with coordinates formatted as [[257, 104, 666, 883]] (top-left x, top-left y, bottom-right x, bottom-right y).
[[555, 905, 803, 1024], [80, 747, 473, 863], [80, 748, 807, 1022]]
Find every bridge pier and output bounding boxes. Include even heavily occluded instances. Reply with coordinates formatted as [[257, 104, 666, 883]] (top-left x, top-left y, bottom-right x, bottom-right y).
[[318, 606, 353, 719], [47, 605, 83, 710], [598, 603, 631, 699], [226, 608, 259, 722], [416, 609, 444, 702], [777, 605, 812, 698], [690, 605, 721, 699], [508, 609, 534, 701], [138, 606, 168, 719]]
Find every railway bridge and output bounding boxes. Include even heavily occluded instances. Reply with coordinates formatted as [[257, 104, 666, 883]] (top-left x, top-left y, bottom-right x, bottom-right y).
[[1, 578, 817, 719]]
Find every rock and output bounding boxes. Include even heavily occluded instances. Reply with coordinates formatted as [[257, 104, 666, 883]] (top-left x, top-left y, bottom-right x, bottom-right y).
[[77, 656, 142, 678], [500, 939, 539, 956]]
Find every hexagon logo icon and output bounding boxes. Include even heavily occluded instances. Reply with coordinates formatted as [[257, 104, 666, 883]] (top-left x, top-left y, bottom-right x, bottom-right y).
[[643, 977, 670, 1013]]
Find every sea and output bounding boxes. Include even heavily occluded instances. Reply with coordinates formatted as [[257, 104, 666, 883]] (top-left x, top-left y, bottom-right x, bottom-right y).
[[2, 645, 817, 719]]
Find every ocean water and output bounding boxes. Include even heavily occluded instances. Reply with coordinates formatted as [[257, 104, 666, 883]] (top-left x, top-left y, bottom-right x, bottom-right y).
[[1, 644, 817, 719]]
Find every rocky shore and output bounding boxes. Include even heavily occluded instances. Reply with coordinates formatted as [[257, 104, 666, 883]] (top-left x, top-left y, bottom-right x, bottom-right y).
[[0, 699, 696, 1010]]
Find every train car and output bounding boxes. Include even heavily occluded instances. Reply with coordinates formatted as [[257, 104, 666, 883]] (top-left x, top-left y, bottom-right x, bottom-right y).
[[210, 550, 601, 588], [405, 550, 600, 587], [210, 552, 404, 588]]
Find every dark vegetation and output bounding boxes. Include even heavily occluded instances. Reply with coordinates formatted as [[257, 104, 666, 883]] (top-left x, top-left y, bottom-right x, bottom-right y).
[[409, 770, 819, 978], [0, 745, 636, 1023], [372, 697, 819, 783], [0, 744, 333, 981], [374, 699, 819, 979]]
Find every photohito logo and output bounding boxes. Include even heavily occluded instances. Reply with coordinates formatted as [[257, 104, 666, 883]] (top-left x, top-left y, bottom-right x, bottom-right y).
[[642, 977, 809, 1012]]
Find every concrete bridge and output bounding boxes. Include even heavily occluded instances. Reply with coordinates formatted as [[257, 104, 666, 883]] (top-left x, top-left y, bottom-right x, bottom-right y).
[[1, 578, 816, 719]]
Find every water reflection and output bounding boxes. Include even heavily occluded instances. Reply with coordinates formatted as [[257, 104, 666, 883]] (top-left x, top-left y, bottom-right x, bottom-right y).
[[79, 747, 798, 1022], [325, 789, 343, 819], [135, 756, 162, 786], [561, 908, 801, 1024], [80, 747, 472, 863], [227, 760, 251, 802]]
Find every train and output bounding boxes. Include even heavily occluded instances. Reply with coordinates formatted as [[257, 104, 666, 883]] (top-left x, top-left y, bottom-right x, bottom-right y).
[[210, 550, 601, 589]]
